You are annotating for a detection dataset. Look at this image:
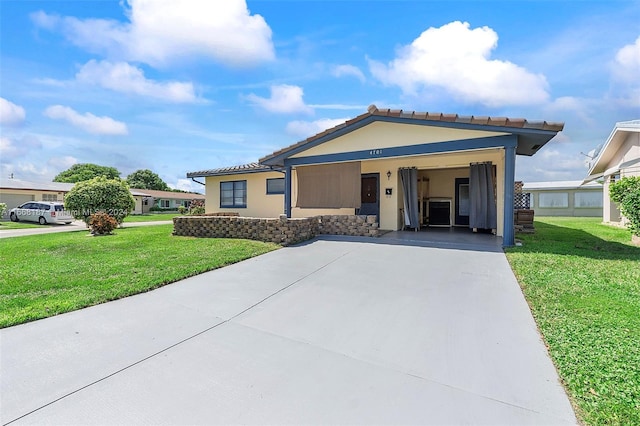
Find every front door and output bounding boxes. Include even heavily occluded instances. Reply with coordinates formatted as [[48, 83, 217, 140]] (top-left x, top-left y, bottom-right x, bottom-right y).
[[455, 177, 470, 226], [358, 173, 379, 219]]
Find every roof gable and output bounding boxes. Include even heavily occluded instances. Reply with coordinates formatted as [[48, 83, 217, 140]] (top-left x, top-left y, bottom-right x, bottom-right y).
[[260, 105, 564, 166], [586, 120, 640, 178]]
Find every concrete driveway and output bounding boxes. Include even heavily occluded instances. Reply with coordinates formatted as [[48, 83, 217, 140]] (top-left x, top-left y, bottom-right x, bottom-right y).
[[0, 236, 577, 425]]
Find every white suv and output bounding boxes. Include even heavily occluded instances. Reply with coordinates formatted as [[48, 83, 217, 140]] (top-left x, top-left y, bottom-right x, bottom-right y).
[[9, 202, 74, 225]]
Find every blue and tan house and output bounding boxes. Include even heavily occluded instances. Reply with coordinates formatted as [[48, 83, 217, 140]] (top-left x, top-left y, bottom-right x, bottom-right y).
[[585, 119, 640, 226], [187, 105, 564, 246]]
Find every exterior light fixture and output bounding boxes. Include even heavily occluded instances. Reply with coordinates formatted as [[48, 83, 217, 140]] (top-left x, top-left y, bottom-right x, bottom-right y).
[[386, 170, 392, 180]]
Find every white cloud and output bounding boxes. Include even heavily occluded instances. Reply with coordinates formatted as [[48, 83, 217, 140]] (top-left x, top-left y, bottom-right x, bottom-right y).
[[44, 105, 128, 135], [332, 64, 366, 82], [369, 21, 550, 107], [286, 118, 349, 138], [0, 97, 26, 126], [76, 60, 198, 103], [47, 155, 78, 170], [32, 0, 274, 68], [0, 135, 42, 159], [308, 103, 368, 110], [611, 35, 640, 107], [246, 85, 313, 114], [170, 178, 203, 193]]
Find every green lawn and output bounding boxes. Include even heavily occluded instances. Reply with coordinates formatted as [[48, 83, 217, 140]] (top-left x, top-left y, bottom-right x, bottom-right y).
[[0, 220, 42, 230], [506, 217, 640, 425], [0, 224, 279, 328], [124, 213, 180, 222]]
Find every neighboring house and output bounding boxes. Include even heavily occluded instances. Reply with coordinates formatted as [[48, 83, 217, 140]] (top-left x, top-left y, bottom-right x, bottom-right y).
[[188, 105, 564, 246], [129, 188, 205, 213], [0, 180, 74, 212], [585, 119, 640, 225], [522, 181, 603, 217], [0, 180, 204, 216]]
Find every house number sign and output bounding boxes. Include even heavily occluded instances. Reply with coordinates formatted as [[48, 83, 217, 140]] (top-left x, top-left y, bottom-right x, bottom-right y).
[[369, 149, 383, 156]]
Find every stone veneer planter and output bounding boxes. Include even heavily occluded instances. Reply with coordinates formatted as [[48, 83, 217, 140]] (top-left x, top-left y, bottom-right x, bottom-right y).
[[173, 214, 379, 246]]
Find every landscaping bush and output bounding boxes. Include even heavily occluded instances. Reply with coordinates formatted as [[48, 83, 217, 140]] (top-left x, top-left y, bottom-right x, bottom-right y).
[[88, 212, 119, 235], [64, 176, 135, 224], [610, 176, 640, 236], [178, 205, 187, 214], [189, 199, 205, 215], [0, 203, 6, 219]]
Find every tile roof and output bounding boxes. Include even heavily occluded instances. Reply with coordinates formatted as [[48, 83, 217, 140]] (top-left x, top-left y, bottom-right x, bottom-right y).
[[260, 104, 565, 165], [187, 162, 275, 178]]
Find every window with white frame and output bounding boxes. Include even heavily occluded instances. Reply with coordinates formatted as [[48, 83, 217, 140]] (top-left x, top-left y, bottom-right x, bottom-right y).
[[42, 194, 58, 201], [220, 180, 247, 208], [266, 178, 285, 194], [539, 192, 568, 208], [159, 199, 170, 208], [575, 191, 603, 208]]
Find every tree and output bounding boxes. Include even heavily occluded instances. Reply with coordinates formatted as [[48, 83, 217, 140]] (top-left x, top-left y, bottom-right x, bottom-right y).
[[609, 176, 640, 237], [126, 169, 170, 191], [53, 163, 121, 183], [63, 176, 135, 225]]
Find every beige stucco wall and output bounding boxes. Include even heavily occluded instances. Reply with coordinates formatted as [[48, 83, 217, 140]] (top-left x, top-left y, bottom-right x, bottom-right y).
[[0, 189, 67, 212], [205, 171, 285, 217], [290, 121, 507, 158]]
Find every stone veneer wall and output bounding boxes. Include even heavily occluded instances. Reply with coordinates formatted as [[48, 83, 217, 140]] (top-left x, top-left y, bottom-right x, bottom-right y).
[[173, 214, 379, 246]]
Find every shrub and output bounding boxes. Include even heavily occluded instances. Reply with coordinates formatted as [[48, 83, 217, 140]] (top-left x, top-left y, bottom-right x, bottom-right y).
[[64, 176, 135, 224], [88, 212, 118, 235], [610, 176, 640, 236], [0, 203, 6, 219], [178, 205, 187, 214], [189, 199, 205, 215]]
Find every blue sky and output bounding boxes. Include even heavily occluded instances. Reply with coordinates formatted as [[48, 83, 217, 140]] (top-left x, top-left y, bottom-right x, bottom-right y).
[[1, 0, 639, 192]]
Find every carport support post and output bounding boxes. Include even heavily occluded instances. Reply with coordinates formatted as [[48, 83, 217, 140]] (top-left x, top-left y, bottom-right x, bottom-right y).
[[284, 165, 292, 218], [503, 143, 516, 247]]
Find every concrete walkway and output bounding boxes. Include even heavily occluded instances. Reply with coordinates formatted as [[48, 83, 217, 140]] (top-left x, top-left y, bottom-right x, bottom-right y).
[[0, 237, 577, 425], [0, 220, 173, 239]]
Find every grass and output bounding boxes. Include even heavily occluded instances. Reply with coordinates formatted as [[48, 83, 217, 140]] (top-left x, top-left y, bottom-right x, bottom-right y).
[[124, 213, 180, 222], [0, 224, 279, 328], [0, 220, 42, 230], [506, 217, 640, 425]]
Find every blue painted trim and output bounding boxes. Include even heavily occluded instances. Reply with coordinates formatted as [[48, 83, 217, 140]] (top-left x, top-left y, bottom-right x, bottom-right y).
[[284, 166, 292, 218], [262, 114, 557, 166], [284, 135, 517, 167], [219, 180, 247, 209], [503, 142, 516, 247]]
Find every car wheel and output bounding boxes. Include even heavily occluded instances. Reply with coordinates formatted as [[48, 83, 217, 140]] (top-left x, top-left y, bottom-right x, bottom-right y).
[[10, 212, 19, 222], [38, 216, 47, 225]]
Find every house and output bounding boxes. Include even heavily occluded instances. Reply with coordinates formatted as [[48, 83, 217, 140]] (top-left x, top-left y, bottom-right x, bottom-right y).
[[0, 180, 203, 215], [129, 188, 205, 213], [585, 119, 640, 225], [522, 181, 603, 217], [187, 105, 564, 246]]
